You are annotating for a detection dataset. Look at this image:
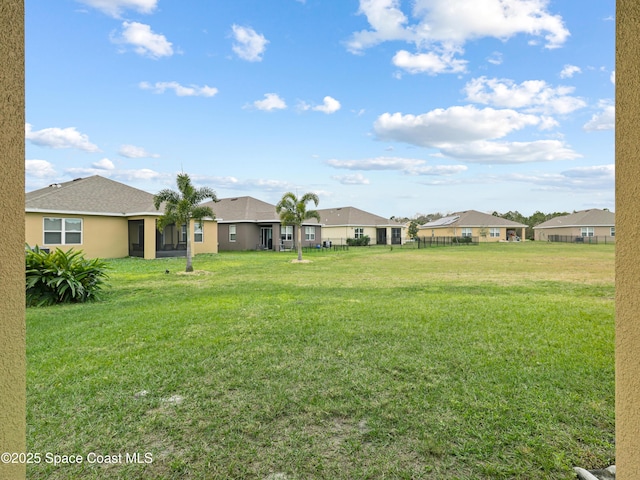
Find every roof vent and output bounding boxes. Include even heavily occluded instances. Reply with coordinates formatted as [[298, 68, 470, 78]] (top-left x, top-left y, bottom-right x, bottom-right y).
[[72, 177, 82, 182], [49, 183, 61, 188]]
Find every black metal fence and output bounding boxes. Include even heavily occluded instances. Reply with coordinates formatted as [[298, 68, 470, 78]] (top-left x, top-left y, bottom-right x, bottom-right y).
[[547, 235, 616, 244], [411, 236, 480, 248]]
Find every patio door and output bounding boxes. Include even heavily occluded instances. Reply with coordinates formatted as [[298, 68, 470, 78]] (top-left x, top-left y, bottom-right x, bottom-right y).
[[376, 228, 387, 245], [260, 227, 273, 250]]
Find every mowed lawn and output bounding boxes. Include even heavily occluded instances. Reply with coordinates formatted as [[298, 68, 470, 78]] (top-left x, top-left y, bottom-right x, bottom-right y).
[[26, 242, 615, 479]]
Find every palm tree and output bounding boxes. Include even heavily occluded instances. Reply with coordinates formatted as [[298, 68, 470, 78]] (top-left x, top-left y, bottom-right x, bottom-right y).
[[154, 173, 218, 272], [276, 192, 321, 261]]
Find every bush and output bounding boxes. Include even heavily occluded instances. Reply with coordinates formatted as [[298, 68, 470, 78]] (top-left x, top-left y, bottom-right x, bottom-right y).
[[346, 235, 370, 246], [25, 245, 110, 306]]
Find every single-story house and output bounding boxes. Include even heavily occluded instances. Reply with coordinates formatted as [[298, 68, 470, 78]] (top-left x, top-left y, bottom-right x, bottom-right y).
[[418, 210, 527, 242], [310, 206, 406, 246], [533, 209, 615, 242], [203, 196, 321, 251], [25, 175, 218, 259]]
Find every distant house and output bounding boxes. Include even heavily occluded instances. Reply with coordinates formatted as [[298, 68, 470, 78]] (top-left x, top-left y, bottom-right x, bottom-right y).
[[25, 175, 218, 259], [418, 210, 527, 242], [203, 196, 321, 251], [533, 209, 615, 242], [312, 206, 406, 245]]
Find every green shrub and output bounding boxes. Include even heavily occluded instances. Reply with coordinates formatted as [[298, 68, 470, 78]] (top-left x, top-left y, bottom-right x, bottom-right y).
[[25, 245, 110, 306], [346, 235, 371, 246]]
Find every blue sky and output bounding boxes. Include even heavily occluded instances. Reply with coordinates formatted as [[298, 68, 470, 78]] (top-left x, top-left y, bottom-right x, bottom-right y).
[[25, 0, 615, 218]]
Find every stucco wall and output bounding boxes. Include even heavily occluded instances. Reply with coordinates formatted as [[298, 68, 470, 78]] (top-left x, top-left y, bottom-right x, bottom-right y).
[[419, 226, 521, 242], [0, 1, 26, 478], [616, 2, 640, 477], [26, 213, 130, 259], [191, 219, 218, 255], [534, 226, 615, 241]]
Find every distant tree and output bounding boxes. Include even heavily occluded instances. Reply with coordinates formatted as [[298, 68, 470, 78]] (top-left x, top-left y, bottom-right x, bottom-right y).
[[408, 220, 419, 239], [276, 192, 321, 262], [154, 173, 218, 272]]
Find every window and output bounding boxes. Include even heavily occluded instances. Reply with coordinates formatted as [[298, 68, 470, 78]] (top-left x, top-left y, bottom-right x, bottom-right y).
[[229, 225, 237, 242], [281, 225, 293, 241], [194, 222, 203, 243], [581, 227, 594, 237], [611, 227, 615, 237], [305, 226, 315, 241], [44, 217, 82, 245], [180, 224, 187, 243], [490, 228, 500, 238], [354, 227, 364, 239], [461, 228, 472, 237]]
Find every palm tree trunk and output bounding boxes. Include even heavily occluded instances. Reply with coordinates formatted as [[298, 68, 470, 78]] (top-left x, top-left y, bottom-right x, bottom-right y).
[[297, 224, 303, 261], [185, 221, 193, 272]]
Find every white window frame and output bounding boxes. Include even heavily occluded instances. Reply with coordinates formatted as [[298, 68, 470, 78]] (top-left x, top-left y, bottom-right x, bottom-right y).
[[611, 227, 615, 237], [581, 227, 594, 237], [281, 225, 293, 241], [194, 222, 203, 243], [305, 226, 315, 241], [354, 227, 364, 239], [461, 227, 473, 238], [489, 228, 500, 238], [229, 225, 237, 242], [43, 217, 83, 245]]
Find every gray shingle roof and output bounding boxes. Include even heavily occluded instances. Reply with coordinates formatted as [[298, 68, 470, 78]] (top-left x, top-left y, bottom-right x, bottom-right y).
[[422, 210, 527, 228], [26, 175, 159, 215], [533, 209, 615, 229], [313, 207, 403, 227], [203, 196, 279, 222]]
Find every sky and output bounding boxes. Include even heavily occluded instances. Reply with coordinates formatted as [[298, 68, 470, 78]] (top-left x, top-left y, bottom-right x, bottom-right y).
[[25, 0, 615, 219]]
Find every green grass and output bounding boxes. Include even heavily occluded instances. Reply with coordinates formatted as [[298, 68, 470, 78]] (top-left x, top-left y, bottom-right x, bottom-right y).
[[26, 242, 615, 479]]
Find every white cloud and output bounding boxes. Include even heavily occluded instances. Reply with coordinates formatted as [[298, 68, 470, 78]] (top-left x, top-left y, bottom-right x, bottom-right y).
[[25, 123, 100, 152], [92, 158, 115, 170], [440, 139, 582, 164], [231, 25, 269, 62], [347, 0, 569, 74], [332, 174, 371, 185], [487, 51, 503, 65], [583, 101, 615, 131], [112, 21, 173, 59], [506, 164, 614, 190], [374, 105, 543, 147], [326, 156, 467, 176], [118, 144, 160, 158], [64, 166, 165, 182], [25, 160, 57, 178], [76, 0, 157, 18], [392, 48, 467, 75], [312, 96, 342, 114], [560, 64, 581, 78], [139, 81, 218, 97], [610, 70, 616, 84], [252, 93, 287, 111], [463, 77, 586, 115]]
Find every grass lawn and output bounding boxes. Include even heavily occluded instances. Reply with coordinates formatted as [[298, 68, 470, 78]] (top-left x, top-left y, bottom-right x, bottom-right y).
[[26, 242, 615, 479]]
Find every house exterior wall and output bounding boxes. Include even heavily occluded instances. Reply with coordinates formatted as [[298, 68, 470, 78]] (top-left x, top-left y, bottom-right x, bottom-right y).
[[419, 226, 521, 242], [192, 219, 218, 255], [218, 223, 260, 250], [534, 226, 615, 241], [26, 212, 130, 258]]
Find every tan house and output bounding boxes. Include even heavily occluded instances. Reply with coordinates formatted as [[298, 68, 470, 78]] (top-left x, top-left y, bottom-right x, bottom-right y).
[[311, 206, 406, 246], [533, 209, 615, 242], [203, 196, 321, 251], [25, 175, 218, 259], [419, 210, 527, 242]]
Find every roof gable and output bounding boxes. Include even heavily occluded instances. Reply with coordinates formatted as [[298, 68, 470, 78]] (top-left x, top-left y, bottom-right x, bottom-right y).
[[26, 176, 158, 215]]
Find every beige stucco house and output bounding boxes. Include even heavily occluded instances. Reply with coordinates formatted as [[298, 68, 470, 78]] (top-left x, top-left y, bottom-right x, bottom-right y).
[[533, 209, 615, 242], [202, 196, 321, 251], [419, 210, 527, 242], [25, 175, 218, 259], [311, 206, 406, 246]]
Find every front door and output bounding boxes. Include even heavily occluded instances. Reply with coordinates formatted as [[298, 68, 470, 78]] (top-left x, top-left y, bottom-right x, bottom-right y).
[[260, 227, 273, 250]]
